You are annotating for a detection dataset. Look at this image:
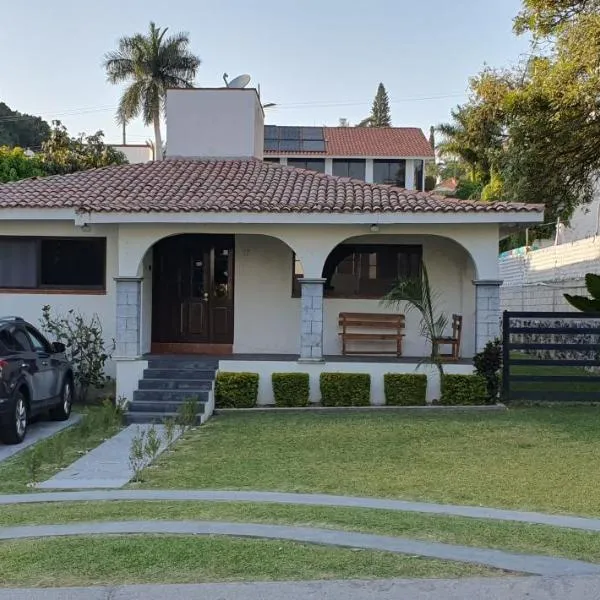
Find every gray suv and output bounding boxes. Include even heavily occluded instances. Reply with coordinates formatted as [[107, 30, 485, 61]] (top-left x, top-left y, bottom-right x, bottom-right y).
[[0, 317, 74, 444]]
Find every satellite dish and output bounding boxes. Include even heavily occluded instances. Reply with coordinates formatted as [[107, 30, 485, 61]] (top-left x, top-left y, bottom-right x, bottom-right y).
[[227, 74, 251, 88]]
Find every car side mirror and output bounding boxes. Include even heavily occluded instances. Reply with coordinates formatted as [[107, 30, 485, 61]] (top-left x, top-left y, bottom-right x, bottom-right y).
[[51, 342, 66, 354]]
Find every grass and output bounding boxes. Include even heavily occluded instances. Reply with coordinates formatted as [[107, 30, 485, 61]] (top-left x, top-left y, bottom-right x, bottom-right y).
[[0, 535, 500, 587], [0, 403, 122, 494], [137, 408, 600, 516], [2, 501, 600, 564]]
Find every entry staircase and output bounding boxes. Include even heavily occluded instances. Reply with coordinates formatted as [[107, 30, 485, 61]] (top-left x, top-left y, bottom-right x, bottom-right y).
[[126, 357, 218, 425]]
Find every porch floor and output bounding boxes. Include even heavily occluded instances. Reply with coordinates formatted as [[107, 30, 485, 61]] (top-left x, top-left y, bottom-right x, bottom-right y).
[[143, 353, 472, 365]]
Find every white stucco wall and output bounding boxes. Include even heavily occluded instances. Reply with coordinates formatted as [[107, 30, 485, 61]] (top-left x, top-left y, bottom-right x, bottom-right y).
[[110, 145, 153, 164], [232, 233, 476, 358], [0, 221, 118, 375]]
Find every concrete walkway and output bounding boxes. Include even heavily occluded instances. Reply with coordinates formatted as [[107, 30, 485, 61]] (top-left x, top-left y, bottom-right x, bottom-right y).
[[0, 520, 598, 576], [2, 577, 600, 600], [0, 414, 81, 464], [37, 425, 180, 489], [3, 488, 600, 533]]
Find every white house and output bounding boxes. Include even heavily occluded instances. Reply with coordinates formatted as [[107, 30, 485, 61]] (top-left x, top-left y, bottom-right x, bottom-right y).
[[0, 88, 543, 408], [263, 125, 434, 191], [109, 144, 154, 164]]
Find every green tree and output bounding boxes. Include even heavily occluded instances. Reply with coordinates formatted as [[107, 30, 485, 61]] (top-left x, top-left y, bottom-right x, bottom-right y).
[[39, 122, 128, 175], [357, 83, 392, 127], [0, 102, 50, 149], [103, 21, 201, 161], [0, 147, 45, 182], [514, 0, 599, 36]]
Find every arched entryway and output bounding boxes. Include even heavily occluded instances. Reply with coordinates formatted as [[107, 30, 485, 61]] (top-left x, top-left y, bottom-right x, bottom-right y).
[[151, 234, 235, 353]]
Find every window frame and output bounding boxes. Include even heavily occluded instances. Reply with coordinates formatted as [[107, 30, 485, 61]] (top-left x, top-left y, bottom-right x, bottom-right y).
[[373, 159, 406, 187], [0, 236, 107, 294], [286, 158, 326, 173], [332, 159, 366, 180], [292, 244, 422, 299]]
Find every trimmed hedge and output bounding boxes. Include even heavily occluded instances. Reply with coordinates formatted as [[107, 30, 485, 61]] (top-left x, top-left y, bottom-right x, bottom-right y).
[[384, 374, 427, 406], [215, 372, 259, 408], [272, 373, 310, 407], [440, 374, 487, 405], [320, 373, 370, 407]]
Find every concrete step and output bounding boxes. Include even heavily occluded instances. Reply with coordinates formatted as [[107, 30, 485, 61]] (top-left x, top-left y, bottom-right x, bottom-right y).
[[147, 359, 219, 370], [133, 390, 210, 403], [138, 379, 214, 391], [126, 412, 203, 425], [129, 400, 207, 413], [143, 368, 217, 380]]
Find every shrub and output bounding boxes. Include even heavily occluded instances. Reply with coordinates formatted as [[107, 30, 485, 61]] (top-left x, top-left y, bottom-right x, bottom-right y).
[[272, 373, 310, 407], [473, 339, 502, 403], [40, 305, 115, 403], [384, 374, 427, 406], [320, 373, 370, 407], [216, 372, 259, 408], [440, 374, 487, 405]]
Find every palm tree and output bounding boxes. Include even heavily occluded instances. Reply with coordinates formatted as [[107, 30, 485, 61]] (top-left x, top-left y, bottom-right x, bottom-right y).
[[103, 22, 201, 161], [381, 263, 448, 376]]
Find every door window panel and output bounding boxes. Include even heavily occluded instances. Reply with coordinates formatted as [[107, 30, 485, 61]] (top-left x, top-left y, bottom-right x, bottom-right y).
[[24, 327, 52, 353], [12, 329, 32, 352]]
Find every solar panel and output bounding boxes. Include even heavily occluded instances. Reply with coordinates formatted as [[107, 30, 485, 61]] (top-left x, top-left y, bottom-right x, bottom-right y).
[[264, 125, 278, 140], [280, 127, 301, 140], [302, 127, 324, 141], [280, 140, 302, 151], [302, 140, 326, 152], [264, 139, 279, 152]]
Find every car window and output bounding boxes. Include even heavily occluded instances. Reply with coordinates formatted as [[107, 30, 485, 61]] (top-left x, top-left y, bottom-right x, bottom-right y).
[[12, 329, 32, 352], [0, 329, 28, 353], [24, 326, 52, 354]]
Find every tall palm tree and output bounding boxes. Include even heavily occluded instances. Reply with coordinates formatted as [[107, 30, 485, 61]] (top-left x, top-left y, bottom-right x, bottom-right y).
[[104, 22, 201, 161]]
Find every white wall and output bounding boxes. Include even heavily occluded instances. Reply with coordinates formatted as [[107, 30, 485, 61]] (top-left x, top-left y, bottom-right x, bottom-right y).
[[0, 222, 118, 375], [167, 89, 264, 159], [221, 359, 474, 405], [233, 234, 476, 358], [110, 145, 153, 164]]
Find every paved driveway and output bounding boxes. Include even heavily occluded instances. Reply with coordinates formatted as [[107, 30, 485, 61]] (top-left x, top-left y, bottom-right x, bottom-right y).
[[2, 577, 600, 600]]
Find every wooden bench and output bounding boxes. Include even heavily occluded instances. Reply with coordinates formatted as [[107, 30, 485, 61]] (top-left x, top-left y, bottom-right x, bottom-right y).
[[338, 312, 405, 357], [432, 314, 462, 361]]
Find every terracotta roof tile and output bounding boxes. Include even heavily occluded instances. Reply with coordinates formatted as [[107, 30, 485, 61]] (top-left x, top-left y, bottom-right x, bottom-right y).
[[264, 127, 435, 157], [0, 158, 542, 215]]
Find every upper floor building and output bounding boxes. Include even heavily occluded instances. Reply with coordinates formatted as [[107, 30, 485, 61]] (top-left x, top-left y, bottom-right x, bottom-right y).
[[262, 125, 434, 191]]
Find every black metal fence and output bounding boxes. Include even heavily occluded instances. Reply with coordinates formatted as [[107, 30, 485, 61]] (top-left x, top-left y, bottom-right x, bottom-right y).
[[502, 311, 600, 402]]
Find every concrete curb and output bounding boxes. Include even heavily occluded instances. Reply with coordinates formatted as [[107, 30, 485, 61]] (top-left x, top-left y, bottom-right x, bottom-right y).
[[0, 520, 598, 576], [2, 489, 600, 533], [215, 404, 507, 414]]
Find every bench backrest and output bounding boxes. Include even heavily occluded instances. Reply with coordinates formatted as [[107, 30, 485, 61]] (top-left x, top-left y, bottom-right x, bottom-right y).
[[339, 313, 405, 330]]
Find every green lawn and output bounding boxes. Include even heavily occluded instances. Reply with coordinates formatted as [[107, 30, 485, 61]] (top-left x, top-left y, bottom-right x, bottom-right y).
[[0, 404, 122, 494], [0, 536, 499, 587], [137, 408, 600, 515], [3, 500, 600, 564]]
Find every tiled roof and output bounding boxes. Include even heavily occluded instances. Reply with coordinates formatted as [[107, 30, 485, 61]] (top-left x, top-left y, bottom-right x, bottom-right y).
[[264, 127, 435, 157], [0, 158, 542, 215]]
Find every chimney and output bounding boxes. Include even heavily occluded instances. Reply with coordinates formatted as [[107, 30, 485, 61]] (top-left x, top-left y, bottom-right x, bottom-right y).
[[166, 88, 264, 159]]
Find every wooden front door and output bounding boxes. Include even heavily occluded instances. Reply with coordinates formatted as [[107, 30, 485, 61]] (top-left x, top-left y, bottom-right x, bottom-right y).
[[152, 235, 234, 351]]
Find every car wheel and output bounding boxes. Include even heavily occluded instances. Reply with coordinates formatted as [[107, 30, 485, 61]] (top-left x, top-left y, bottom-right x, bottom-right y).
[[50, 379, 73, 422], [0, 391, 28, 445]]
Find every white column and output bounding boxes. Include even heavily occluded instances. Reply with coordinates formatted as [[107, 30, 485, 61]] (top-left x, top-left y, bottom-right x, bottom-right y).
[[115, 277, 142, 358], [299, 278, 325, 362], [280, 157, 288, 166], [325, 158, 333, 175], [405, 159, 415, 190], [473, 280, 502, 352], [365, 159, 374, 183]]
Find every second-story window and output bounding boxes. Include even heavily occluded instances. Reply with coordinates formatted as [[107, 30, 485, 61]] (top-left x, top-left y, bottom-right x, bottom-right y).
[[287, 158, 325, 173], [373, 160, 406, 187], [332, 159, 366, 180]]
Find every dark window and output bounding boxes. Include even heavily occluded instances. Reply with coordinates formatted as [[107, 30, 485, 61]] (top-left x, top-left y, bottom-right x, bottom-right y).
[[12, 329, 32, 351], [0, 237, 106, 291], [0, 329, 27, 352], [413, 160, 424, 191], [24, 326, 52, 353], [373, 160, 406, 187], [263, 157, 280, 163], [287, 159, 325, 173], [332, 159, 366, 180], [322, 244, 422, 298]]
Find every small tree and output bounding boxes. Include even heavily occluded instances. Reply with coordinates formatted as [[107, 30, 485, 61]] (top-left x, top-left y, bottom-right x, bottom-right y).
[[357, 83, 392, 128], [473, 339, 502, 403], [382, 263, 448, 376], [565, 274, 600, 312], [40, 305, 114, 402]]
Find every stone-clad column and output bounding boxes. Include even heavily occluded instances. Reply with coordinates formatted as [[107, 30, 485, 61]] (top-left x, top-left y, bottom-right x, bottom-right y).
[[115, 277, 142, 358], [299, 278, 326, 362], [473, 280, 502, 352]]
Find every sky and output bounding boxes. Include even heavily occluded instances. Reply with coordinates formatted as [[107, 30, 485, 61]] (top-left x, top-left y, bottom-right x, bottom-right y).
[[0, 0, 530, 146]]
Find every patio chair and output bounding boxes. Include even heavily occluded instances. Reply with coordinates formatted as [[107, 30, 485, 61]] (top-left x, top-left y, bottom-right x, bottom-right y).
[[432, 314, 462, 361]]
